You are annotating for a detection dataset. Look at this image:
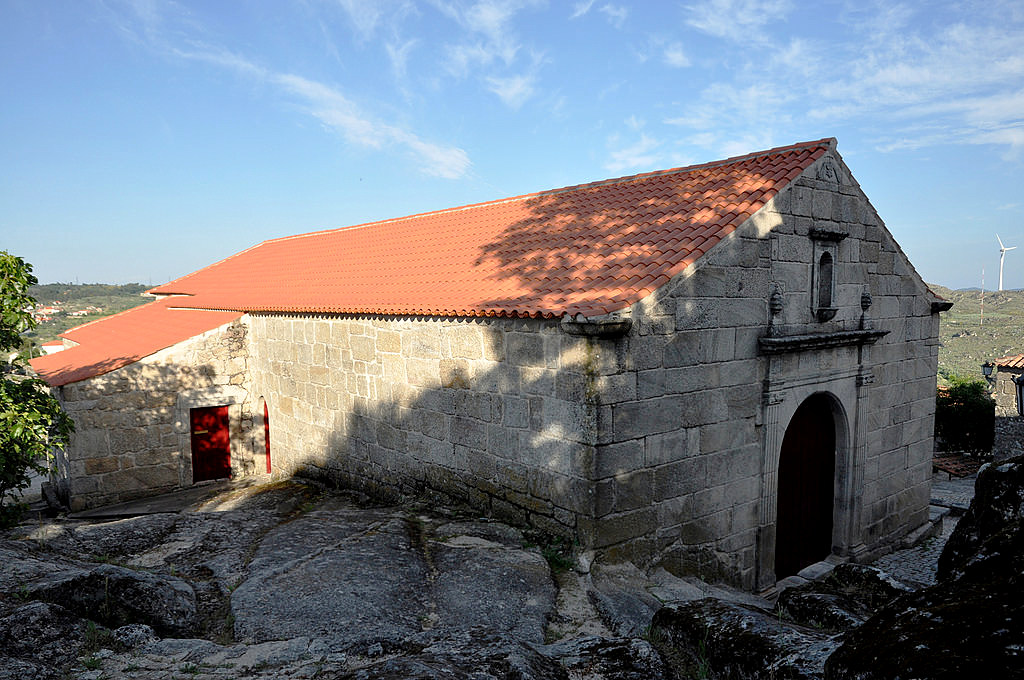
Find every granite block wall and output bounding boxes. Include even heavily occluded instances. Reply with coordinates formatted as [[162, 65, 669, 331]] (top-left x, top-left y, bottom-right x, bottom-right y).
[[55, 319, 256, 510], [246, 315, 609, 540]]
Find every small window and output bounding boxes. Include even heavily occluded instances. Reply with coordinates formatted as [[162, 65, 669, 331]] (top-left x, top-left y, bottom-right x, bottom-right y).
[[809, 228, 846, 323], [817, 252, 834, 308]]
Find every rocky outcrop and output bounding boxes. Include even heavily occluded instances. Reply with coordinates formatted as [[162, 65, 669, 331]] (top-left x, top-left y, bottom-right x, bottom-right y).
[[26, 562, 198, 637], [775, 564, 913, 633], [648, 598, 841, 680], [937, 456, 1024, 580], [825, 456, 1024, 679], [0, 601, 88, 678]]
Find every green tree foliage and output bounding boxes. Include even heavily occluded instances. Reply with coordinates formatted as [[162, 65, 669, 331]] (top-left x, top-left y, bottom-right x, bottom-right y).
[[1, 251, 74, 526], [935, 375, 995, 454]]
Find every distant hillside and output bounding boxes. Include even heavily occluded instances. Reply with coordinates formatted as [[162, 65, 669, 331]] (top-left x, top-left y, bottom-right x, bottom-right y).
[[22, 282, 153, 351], [18, 281, 1021, 383], [930, 284, 1024, 383]]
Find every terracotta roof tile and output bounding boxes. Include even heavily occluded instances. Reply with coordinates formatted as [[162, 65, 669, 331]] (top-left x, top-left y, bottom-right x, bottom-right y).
[[996, 353, 1024, 369], [148, 139, 833, 318], [30, 298, 242, 386]]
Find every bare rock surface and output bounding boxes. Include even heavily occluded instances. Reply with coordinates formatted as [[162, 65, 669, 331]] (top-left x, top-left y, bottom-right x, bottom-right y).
[[649, 598, 842, 680], [0, 480, 667, 679], [937, 455, 1024, 580], [231, 505, 429, 645], [430, 521, 555, 643], [775, 563, 914, 633]]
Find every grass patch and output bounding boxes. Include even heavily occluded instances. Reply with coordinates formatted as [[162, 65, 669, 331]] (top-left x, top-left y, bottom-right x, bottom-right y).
[[80, 621, 117, 656]]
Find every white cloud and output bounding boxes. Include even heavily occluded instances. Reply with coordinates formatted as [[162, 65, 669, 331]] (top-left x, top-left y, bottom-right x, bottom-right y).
[[486, 73, 536, 109], [434, 0, 536, 72], [599, 4, 628, 28], [665, 4, 1024, 159], [335, 0, 383, 39], [605, 133, 661, 173], [570, 1, 595, 19], [685, 0, 792, 39], [663, 42, 690, 68], [329, 0, 416, 41], [385, 38, 419, 79]]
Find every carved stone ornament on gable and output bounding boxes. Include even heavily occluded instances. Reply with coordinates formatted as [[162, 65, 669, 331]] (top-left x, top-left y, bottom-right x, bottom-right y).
[[815, 157, 842, 184]]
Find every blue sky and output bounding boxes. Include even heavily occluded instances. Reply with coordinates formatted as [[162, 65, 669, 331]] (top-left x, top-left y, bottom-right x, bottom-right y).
[[2, 0, 1023, 290]]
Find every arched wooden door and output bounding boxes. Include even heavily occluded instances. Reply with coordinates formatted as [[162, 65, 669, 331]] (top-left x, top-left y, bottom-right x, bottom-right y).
[[775, 393, 836, 579]]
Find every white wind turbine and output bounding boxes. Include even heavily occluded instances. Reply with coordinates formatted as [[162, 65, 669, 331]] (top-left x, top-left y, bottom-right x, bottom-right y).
[[998, 234, 1017, 291]]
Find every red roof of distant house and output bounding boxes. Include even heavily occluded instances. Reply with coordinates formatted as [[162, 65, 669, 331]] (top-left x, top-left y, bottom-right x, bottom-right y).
[[996, 354, 1024, 369], [149, 139, 835, 319], [41, 340, 64, 347], [30, 298, 241, 387]]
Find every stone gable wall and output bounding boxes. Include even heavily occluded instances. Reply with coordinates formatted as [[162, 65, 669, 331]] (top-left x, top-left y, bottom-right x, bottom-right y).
[[55, 319, 255, 510], [246, 315, 611, 539], [588, 150, 940, 588]]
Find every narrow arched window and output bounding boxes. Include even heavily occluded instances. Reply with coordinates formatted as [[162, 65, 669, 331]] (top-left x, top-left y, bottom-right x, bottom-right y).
[[818, 252, 834, 309]]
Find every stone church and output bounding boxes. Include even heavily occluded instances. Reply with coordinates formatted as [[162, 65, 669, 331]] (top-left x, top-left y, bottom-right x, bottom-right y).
[[32, 138, 947, 590]]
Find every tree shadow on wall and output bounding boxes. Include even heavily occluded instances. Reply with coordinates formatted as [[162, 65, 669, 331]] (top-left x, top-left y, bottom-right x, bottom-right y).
[[470, 162, 791, 315]]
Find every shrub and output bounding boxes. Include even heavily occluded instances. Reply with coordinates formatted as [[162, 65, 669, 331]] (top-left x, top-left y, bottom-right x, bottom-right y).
[[935, 375, 995, 453]]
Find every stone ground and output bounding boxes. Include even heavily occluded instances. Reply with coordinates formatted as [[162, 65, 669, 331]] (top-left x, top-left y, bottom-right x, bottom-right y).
[[871, 470, 976, 588], [0, 471, 980, 680]]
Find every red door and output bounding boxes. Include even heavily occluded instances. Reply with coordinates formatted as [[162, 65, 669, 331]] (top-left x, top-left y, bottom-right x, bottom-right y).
[[263, 401, 271, 474], [775, 394, 836, 580], [190, 405, 231, 482]]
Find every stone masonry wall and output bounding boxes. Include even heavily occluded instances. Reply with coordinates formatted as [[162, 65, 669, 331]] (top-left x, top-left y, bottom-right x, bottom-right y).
[[247, 315, 610, 540], [993, 367, 1022, 416], [588, 150, 940, 588], [56, 319, 254, 510]]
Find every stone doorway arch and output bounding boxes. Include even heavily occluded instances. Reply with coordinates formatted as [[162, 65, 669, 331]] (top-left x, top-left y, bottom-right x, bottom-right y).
[[775, 392, 838, 579]]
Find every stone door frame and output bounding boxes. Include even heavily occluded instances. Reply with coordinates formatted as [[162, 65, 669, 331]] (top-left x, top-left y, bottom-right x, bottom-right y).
[[756, 361, 871, 590]]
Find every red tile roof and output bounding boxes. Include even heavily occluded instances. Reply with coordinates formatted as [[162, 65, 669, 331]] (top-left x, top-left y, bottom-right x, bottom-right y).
[[30, 139, 833, 387], [30, 297, 241, 387], [996, 354, 1024, 369], [150, 139, 834, 319]]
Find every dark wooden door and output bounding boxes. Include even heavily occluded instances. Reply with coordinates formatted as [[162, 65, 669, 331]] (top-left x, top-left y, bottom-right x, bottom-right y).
[[190, 405, 231, 482], [775, 394, 836, 579]]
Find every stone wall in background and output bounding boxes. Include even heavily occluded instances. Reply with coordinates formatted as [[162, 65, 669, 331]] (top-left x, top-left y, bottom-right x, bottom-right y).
[[55, 320, 255, 510]]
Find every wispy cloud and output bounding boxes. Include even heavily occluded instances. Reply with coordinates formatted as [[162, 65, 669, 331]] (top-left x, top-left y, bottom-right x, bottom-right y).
[[663, 42, 689, 68], [599, 4, 628, 28], [570, 1, 595, 19], [666, 4, 1024, 159], [486, 73, 536, 108], [385, 37, 419, 80], [111, 0, 471, 178], [432, 0, 545, 108], [685, 0, 792, 40], [434, 0, 534, 73], [570, 1, 627, 27], [605, 133, 661, 173]]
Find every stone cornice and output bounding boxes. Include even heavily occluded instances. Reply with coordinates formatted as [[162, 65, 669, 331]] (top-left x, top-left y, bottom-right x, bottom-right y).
[[758, 328, 889, 354]]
